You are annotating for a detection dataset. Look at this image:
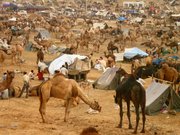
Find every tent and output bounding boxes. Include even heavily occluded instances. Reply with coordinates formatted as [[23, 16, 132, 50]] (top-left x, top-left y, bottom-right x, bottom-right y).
[[146, 81, 180, 115], [93, 67, 119, 90], [48, 54, 90, 75], [35, 28, 50, 40], [117, 16, 127, 21], [124, 47, 148, 59]]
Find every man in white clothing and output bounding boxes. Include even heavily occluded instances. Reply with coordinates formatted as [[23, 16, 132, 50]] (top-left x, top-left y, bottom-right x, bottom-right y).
[[18, 72, 30, 98], [60, 65, 68, 77]]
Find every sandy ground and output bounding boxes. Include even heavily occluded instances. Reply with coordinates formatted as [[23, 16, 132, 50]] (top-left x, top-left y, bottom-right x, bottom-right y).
[[0, 20, 180, 135]]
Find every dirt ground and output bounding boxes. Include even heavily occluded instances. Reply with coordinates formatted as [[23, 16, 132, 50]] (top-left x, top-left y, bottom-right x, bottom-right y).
[[0, 20, 180, 135]]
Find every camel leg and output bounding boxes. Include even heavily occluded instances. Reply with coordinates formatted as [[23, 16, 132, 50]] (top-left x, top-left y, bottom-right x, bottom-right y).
[[64, 98, 72, 122], [133, 104, 140, 134], [117, 97, 123, 128], [39, 96, 47, 123], [127, 100, 133, 129], [140, 103, 146, 133]]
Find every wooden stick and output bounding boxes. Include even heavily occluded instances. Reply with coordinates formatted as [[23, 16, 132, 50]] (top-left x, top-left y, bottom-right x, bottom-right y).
[[148, 76, 174, 84]]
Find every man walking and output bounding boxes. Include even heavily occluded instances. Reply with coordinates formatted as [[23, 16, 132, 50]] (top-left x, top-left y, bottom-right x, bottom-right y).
[[18, 71, 30, 98]]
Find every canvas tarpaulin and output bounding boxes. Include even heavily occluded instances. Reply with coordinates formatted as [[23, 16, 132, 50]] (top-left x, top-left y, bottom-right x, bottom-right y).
[[145, 81, 180, 115], [124, 47, 148, 59], [48, 54, 89, 75], [93, 67, 119, 90]]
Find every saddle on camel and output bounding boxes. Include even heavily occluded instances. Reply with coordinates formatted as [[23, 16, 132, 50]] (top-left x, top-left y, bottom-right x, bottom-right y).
[[39, 73, 101, 123], [114, 68, 146, 134]]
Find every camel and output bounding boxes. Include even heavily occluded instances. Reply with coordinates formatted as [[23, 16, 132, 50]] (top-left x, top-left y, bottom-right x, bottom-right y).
[[36, 48, 44, 64], [155, 63, 179, 93], [77, 39, 89, 49], [80, 127, 100, 135], [92, 38, 107, 52], [115, 68, 146, 134], [107, 41, 119, 54], [144, 56, 153, 66], [11, 43, 24, 58], [39, 73, 101, 123], [165, 41, 179, 52], [83, 18, 93, 28], [63, 44, 78, 54], [0, 71, 15, 92], [0, 50, 16, 64], [131, 59, 142, 74], [104, 52, 116, 68], [34, 37, 52, 51]]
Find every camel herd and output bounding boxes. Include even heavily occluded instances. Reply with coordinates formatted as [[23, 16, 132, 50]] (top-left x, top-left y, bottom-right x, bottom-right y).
[[0, 1, 180, 134]]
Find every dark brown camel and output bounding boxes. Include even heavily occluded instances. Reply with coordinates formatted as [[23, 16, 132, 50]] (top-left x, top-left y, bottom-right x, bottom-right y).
[[114, 68, 146, 134], [107, 41, 119, 53], [36, 48, 44, 64], [0, 71, 15, 92], [80, 127, 100, 135]]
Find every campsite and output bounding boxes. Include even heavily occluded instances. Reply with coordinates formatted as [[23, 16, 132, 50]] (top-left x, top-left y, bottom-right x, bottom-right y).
[[0, 0, 180, 135]]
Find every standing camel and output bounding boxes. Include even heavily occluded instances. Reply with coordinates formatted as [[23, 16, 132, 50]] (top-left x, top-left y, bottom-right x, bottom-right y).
[[155, 63, 179, 93], [114, 68, 146, 134], [39, 73, 101, 123], [0, 50, 16, 65], [0, 71, 15, 92], [36, 48, 44, 64]]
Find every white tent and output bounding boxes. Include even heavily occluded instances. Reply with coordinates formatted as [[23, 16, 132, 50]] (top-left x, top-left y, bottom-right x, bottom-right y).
[[48, 54, 88, 75], [124, 47, 148, 59], [146, 81, 180, 115]]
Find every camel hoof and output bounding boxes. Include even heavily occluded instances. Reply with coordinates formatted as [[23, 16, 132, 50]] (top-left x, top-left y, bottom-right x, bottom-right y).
[[116, 124, 122, 128], [42, 120, 46, 123], [140, 130, 145, 133], [129, 125, 133, 129], [132, 131, 137, 134]]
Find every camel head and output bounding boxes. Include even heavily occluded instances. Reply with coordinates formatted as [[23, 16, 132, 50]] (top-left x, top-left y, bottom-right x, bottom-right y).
[[162, 63, 169, 70], [90, 101, 101, 112], [7, 70, 15, 79]]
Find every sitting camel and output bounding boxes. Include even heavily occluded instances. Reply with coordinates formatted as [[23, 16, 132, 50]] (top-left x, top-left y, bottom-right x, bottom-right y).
[[0, 71, 15, 92], [39, 73, 101, 123]]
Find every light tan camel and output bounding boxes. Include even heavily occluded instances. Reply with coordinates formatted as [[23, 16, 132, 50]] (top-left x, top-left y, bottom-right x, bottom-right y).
[[155, 63, 178, 92], [0, 71, 15, 92], [39, 73, 101, 123], [11, 44, 24, 58], [34, 38, 52, 51], [0, 50, 16, 64]]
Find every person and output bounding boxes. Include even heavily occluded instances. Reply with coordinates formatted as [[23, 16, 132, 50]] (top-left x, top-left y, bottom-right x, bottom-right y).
[[28, 70, 35, 80], [65, 62, 69, 69], [18, 72, 30, 98], [60, 65, 68, 77], [0, 72, 7, 98], [38, 60, 48, 72], [37, 69, 44, 81], [98, 57, 106, 70]]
